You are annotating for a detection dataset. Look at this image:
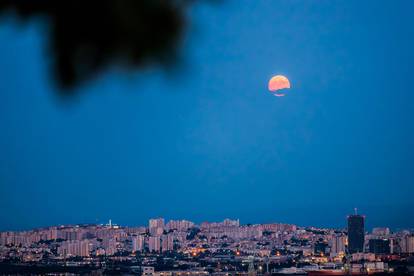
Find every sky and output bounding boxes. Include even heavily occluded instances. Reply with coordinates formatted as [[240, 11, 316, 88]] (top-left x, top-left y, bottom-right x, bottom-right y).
[[0, 0, 413, 231]]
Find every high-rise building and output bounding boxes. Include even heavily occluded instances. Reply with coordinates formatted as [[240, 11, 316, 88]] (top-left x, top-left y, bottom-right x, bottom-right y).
[[368, 239, 390, 254], [149, 218, 165, 229], [47, 227, 58, 240], [223, 218, 240, 227], [166, 220, 194, 232], [372, 227, 390, 236], [103, 238, 117, 256], [401, 235, 414, 253], [57, 240, 91, 257], [161, 234, 174, 252], [132, 235, 145, 252], [330, 235, 346, 254], [149, 218, 165, 236], [347, 209, 365, 253], [148, 236, 161, 252]]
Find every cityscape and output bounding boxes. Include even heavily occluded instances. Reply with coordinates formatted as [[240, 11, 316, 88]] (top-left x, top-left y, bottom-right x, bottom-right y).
[[1, 211, 413, 275], [1, 1, 414, 276]]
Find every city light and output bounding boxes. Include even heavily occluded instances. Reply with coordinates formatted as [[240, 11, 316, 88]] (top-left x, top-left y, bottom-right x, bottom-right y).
[[0, 217, 412, 275]]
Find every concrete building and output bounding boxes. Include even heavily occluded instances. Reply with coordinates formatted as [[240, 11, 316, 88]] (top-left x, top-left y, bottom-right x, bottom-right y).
[[166, 220, 194, 232], [148, 236, 161, 252], [330, 235, 346, 254], [149, 218, 165, 236], [372, 227, 390, 236], [58, 240, 91, 257], [401, 235, 414, 253], [162, 234, 174, 252], [132, 235, 145, 252], [103, 238, 117, 256]]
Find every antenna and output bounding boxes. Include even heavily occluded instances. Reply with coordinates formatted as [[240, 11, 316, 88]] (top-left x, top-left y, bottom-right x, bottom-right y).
[[354, 208, 358, 215]]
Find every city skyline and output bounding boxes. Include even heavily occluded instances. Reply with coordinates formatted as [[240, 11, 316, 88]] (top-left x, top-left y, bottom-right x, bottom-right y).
[[1, 211, 413, 233], [1, 1, 414, 243], [3, 215, 413, 253], [1, 213, 413, 275], [1, 205, 414, 232], [1, 1, 413, 274]]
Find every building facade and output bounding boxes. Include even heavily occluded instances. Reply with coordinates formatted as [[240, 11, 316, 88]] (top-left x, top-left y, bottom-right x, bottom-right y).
[[348, 214, 365, 253]]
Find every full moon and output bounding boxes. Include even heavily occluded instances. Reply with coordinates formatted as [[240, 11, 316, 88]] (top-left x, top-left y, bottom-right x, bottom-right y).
[[268, 75, 290, 96]]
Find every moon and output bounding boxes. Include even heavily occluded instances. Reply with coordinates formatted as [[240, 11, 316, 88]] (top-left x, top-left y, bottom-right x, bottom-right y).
[[268, 75, 290, 97]]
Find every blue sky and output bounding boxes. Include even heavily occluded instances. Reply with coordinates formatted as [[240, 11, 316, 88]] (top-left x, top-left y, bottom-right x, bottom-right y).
[[0, 0, 413, 231]]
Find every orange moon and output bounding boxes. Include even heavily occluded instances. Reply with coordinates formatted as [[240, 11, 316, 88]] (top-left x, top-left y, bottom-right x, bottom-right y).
[[268, 75, 290, 96]]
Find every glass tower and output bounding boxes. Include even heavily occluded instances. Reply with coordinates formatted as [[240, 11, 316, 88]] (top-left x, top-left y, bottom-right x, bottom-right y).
[[347, 211, 365, 253]]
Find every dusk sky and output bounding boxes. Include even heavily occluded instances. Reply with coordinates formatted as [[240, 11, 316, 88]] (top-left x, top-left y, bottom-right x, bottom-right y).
[[0, 1, 413, 231]]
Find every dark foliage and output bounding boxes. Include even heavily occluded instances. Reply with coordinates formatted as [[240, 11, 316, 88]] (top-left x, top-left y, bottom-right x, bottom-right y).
[[0, 0, 213, 92]]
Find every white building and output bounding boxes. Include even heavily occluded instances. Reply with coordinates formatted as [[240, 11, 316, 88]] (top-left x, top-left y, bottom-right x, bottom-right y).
[[149, 218, 165, 236], [162, 234, 174, 252], [58, 240, 91, 257], [132, 235, 145, 252], [401, 235, 414, 253], [166, 220, 194, 232], [372, 227, 390, 236], [330, 235, 346, 254], [148, 236, 161, 252]]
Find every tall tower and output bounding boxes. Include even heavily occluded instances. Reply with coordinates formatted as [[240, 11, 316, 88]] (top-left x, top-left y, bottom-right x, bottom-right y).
[[347, 208, 365, 254]]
